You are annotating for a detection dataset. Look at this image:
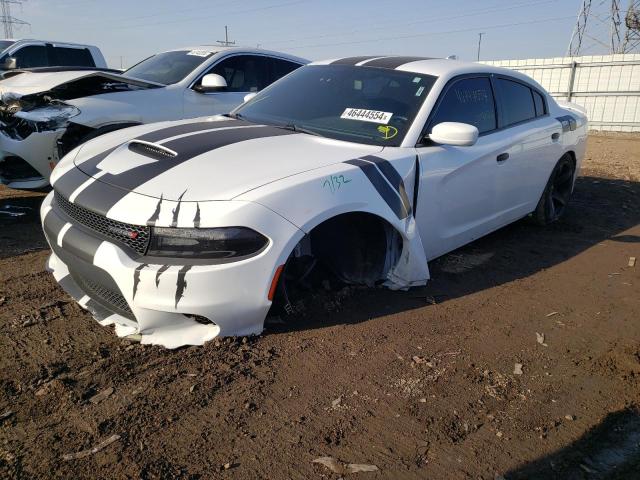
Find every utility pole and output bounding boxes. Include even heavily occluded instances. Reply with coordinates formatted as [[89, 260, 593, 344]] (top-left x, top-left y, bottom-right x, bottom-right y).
[[0, 0, 29, 39], [476, 32, 484, 61], [216, 25, 236, 47]]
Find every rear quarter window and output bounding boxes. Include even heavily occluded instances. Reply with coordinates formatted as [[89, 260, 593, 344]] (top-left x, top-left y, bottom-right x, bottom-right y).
[[533, 89, 546, 117]]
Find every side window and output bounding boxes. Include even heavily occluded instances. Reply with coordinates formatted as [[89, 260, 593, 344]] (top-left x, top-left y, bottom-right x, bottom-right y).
[[53, 47, 95, 67], [12, 45, 49, 68], [209, 55, 270, 92], [497, 78, 536, 126], [270, 58, 301, 83], [533, 90, 546, 117], [429, 77, 497, 134]]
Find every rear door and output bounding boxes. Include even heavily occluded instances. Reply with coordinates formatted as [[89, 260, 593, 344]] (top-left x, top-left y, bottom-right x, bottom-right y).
[[492, 76, 563, 220], [415, 75, 515, 260]]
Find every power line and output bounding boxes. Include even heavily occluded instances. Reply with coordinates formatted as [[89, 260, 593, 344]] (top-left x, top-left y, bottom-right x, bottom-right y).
[[262, 0, 558, 47], [281, 15, 575, 51], [116, 0, 305, 30], [0, 0, 29, 38]]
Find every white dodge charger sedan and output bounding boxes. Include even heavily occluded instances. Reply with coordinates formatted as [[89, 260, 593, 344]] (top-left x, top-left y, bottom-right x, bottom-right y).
[[41, 55, 587, 348], [0, 46, 306, 189]]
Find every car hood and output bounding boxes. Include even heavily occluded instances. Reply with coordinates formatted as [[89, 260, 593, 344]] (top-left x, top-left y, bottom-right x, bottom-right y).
[[64, 117, 383, 203], [0, 70, 161, 98]]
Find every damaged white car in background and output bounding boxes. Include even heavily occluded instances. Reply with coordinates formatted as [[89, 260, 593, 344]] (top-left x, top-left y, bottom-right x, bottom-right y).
[[0, 46, 306, 189], [41, 56, 587, 348]]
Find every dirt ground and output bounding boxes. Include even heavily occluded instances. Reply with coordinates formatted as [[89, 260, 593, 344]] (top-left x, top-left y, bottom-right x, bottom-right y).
[[1, 133, 639, 479]]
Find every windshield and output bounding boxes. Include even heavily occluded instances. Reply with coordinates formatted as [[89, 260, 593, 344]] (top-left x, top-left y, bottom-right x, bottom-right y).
[[124, 49, 215, 85], [234, 65, 436, 146], [0, 40, 15, 52]]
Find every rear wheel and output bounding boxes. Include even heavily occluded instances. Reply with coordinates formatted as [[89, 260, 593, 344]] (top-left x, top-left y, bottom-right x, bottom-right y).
[[532, 155, 575, 225]]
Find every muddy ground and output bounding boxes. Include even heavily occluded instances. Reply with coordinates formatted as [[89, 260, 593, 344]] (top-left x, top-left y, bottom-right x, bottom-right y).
[[0, 133, 639, 479]]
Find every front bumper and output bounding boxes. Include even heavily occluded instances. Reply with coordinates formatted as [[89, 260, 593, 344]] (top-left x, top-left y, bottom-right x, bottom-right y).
[[0, 128, 63, 189], [40, 191, 303, 348]]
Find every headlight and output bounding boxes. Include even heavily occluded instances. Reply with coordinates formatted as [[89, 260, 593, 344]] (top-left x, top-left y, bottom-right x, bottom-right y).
[[147, 227, 269, 259], [14, 104, 80, 131]]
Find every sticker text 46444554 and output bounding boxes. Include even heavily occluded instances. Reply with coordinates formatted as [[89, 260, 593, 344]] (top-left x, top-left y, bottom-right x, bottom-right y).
[[341, 108, 393, 124]]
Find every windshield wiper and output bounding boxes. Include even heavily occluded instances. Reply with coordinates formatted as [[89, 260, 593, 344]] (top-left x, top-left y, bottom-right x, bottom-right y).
[[278, 123, 324, 137], [222, 112, 244, 120]]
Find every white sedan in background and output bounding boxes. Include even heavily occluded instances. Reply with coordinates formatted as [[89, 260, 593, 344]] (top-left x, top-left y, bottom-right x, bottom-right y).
[[41, 55, 587, 348], [0, 46, 307, 189]]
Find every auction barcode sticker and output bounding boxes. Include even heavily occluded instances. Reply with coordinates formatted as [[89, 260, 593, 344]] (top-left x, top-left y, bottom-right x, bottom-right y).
[[187, 50, 213, 57], [340, 108, 393, 124]]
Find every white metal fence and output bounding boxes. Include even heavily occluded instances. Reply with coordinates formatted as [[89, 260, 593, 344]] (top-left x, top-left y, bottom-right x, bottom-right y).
[[482, 54, 640, 132]]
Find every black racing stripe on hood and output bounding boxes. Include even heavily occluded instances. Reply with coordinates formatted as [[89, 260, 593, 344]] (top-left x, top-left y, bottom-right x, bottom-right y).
[[360, 155, 412, 216], [330, 56, 380, 65], [135, 119, 249, 143], [362, 56, 432, 69], [54, 120, 246, 199], [52, 165, 94, 202], [72, 126, 298, 216], [54, 146, 118, 200]]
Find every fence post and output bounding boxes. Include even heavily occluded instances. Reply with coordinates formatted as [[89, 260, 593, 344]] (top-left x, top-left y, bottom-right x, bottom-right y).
[[567, 61, 578, 102]]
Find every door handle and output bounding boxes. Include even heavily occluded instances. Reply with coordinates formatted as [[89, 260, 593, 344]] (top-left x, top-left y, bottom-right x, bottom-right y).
[[496, 153, 509, 162], [551, 132, 560, 141]]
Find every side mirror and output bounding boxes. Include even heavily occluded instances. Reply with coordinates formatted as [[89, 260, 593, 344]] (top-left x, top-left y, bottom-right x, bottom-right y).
[[429, 122, 479, 146], [243, 92, 257, 103], [3, 57, 17, 70], [195, 73, 227, 93]]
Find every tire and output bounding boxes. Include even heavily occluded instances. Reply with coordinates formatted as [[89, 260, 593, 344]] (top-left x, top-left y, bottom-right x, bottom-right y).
[[532, 154, 575, 225]]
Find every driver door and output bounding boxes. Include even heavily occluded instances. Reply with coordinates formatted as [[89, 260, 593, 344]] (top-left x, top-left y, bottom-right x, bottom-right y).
[[415, 75, 515, 260], [183, 54, 269, 118]]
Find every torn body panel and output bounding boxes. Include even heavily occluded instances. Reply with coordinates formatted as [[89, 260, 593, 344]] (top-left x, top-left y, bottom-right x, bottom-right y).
[[238, 149, 430, 290]]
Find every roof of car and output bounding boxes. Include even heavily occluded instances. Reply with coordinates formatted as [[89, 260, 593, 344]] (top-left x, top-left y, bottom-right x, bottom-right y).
[[164, 45, 309, 64], [7, 39, 100, 49], [310, 55, 543, 89]]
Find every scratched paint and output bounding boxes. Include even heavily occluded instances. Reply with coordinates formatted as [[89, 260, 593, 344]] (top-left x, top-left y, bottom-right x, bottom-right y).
[[155, 264, 170, 287], [193, 202, 201, 228], [171, 190, 187, 228], [132, 263, 149, 299], [174, 265, 192, 308], [146, 194, 163, 226]]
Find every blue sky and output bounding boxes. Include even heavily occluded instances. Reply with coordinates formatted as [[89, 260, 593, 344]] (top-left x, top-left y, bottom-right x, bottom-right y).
[[14, 0, 591, 68]]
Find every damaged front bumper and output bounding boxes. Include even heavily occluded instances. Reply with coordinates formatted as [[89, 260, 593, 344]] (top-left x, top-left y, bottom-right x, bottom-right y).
[[40, 191, 303, 348], [0, 101, 81, 189], [0, 127, 63, 189]]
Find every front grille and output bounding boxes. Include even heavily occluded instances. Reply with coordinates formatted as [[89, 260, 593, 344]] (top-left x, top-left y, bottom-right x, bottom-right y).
[[55, 191, 150, 255], [73, 272, 135, 321]]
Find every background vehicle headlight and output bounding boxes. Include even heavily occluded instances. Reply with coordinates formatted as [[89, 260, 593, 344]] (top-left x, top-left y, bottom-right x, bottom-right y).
[[147, 227, 269, 259], [14, 104, 80, 131]]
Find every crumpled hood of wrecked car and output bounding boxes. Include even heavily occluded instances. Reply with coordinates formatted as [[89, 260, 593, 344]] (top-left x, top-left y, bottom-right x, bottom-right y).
[[0, 70, 161, 99], [69, 117, 383, 202]]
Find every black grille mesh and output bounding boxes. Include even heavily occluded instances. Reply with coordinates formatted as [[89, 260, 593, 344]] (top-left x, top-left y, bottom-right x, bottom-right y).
[[55, 191, 150, 255], [74, 273, 135, 321]]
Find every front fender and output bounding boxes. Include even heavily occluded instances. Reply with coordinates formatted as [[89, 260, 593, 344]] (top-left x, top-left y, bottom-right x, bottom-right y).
[[237, 153, 430, 288]]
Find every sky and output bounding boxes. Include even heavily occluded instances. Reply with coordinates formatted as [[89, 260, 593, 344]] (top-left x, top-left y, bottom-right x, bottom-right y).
[[6, 0, 605, 68]]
